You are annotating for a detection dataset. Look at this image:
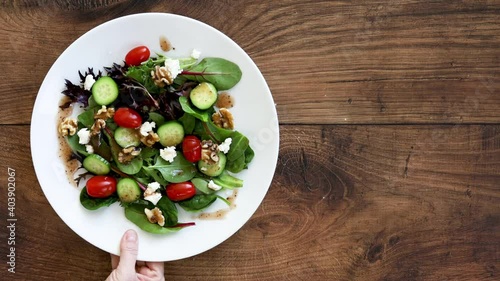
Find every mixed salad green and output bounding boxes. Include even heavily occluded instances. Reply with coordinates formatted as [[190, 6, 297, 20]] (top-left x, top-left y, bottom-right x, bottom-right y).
[[58, 45, 254, 233]]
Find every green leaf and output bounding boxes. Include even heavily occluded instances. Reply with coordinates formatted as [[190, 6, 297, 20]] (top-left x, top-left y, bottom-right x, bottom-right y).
[[225, 154, 245, 173], [124, 201, 181, 234], [227, 131, 249, 162], [148, 112, 166, 126], [244, 146, 255, 166], [191, 177, 214, 194], [105, 131, 143, 175], [80, 187, 118, 210], [193, 119, 233, 143], [144, 154, 197, 183], [213, 171, 244, 189], [178, 57, 198, 69], [178, 113, 196, 134], [179, 96, 209, 122], [179, 193, 218, 212], [78, 109, 95, 128], [66, 134, 89, 156], [182, 58, 242, 90], [125, 56, 166, 94], [156, 197, 178, 227]]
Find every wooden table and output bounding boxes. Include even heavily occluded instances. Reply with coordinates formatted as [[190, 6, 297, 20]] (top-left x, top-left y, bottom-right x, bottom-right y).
[[1, 1, 499, 280]]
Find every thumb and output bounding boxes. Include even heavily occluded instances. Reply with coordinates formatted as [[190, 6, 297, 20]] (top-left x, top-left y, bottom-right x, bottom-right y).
[[116, 229, 139, 274]]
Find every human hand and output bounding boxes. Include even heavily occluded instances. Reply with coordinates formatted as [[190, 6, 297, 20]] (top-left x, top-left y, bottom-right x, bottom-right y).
[[106, 229, 165, 281]]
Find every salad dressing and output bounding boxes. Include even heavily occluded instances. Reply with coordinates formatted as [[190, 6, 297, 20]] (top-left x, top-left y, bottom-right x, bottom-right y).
[[57, 96, 80, 187], [216, 92, 234, 109], [198, 189, 238, 220], [159, 36, 172, 52]]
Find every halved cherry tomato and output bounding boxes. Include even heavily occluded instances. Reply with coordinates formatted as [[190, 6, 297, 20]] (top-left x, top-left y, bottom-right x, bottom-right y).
[[166, 182, 196, 201], [114, 107, 142, 128], [125, 46, 150, 66], [182, 135, 202, 163], [86, 176, 117, 198]]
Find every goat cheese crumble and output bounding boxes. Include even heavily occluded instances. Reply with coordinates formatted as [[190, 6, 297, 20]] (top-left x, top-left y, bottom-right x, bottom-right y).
[[208, 180, 222, 191], [218, 138, 232, 154], [164, 58, 183, 80], [144, 192, 162, 205], [77, 128, 91, 144], [140, 121, 156, 136], [83, 75, 96, 91], [191, 49, 201, 59], [160, 146, 177, 163]]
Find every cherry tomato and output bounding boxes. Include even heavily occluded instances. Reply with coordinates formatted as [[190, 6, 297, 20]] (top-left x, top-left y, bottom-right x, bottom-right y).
[[114, 107, 142, 128], [166, 182, 196, 201], [125, 46, 150, 66], [86, 176, 117, 198], [182, 135, 202, 163]]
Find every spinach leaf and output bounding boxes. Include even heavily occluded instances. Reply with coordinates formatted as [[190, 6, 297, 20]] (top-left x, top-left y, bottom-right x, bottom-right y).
[[66, 134, 89, 157], [178, 57, 198, 69], [77, 109, 95, 128], [179, 96, 209, 122], [105, 131, 142, 175], [225, 154, 245, 173], [244, 145, 255, 166], [181, 58, 242, 90], [124, 201, 181, 234], [141, 166, 168, 186], [193, 119, 233, 143], [148, 112, 166, 126], [178, 113, 196, 134], [144, 154, 197, 183], [191, 177, 214, 194], [80, 187, 118, 210], [126, 59, 164, 94], [179, 194, 218, 212], [213, 171, 244, 189], [156, 197, 178, 227], [227, 131, 249, 162]]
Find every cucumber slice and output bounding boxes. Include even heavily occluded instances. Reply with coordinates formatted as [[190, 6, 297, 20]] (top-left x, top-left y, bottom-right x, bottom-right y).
[[117, 178, 141, 203], [157, 121, 184, 147], [82, 154, 110, 175], [189, 82, 218, 110], [92, 76, 119, 105], [198, 152, 227, 177], [114, 127, 141, 148]]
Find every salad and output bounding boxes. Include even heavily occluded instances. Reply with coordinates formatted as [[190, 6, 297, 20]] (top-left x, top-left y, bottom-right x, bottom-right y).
[[57, 45, 254, 234]]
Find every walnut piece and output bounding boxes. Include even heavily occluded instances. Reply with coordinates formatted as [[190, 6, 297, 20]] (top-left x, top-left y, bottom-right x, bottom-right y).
[[212, 108, 234, 130], [151, 65, 173, 87], [94, 105, 115, 120], [144, 207, 165, 227], [118, 146, 141, 164], [90, 119, 106, 136], [140, 131, 160, 147], [58, 117, 78, 136], [201, 140, 219, 164]]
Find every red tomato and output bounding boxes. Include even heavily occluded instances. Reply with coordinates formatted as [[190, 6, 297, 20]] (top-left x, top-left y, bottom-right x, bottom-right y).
[[166, 182, 196, 201], [114, 107, 142, 128], [86, 176, 117, 198], [125, 46, 150, 66], [182, 135, 202, 163]]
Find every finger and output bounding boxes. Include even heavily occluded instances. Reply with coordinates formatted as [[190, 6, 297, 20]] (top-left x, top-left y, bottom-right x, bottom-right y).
[[146, 262, 165, 276], [110, 254, 119, 269], [116, 229, 139, 274]]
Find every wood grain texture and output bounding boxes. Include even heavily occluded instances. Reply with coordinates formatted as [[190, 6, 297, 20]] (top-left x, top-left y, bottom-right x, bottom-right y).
[[1, 0, 500, 280], [0, 0, 499, 124], [1, 125, 499, 280]]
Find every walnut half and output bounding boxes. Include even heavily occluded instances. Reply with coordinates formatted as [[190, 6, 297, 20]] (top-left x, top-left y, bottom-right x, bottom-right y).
[[90, 119, 106, 136], [151, 65, 173, 87], [94, 105, 115, 120], [118, 146, 141, 164], [201, 140, 219, 164], [140, 131, 160, 147], [144, 207, 165, 226], [212, 108, 234, 130], [58, 117, 78, 136]]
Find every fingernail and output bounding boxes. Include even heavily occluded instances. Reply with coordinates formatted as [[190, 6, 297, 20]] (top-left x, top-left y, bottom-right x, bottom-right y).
[[126, 230, 137, 242]]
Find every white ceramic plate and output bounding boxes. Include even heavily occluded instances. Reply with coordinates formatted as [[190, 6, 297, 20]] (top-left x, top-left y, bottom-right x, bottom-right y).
[[31, 13, 279, 261]]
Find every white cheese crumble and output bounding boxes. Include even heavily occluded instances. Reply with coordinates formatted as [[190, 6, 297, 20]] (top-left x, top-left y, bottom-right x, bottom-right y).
[[164, 58, 183, 80], [147, 182, 161, 192], [218, 138, 232, 154], [160, 146, 177, 163], [144, 192, 162, 205], [140, 121, 156, 136], [190, 49, 201, 59], [77, 128, 91, 145], [85, 144, 94, 154], [83, 75, 96, 91], [208, 180, 222, 191]]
